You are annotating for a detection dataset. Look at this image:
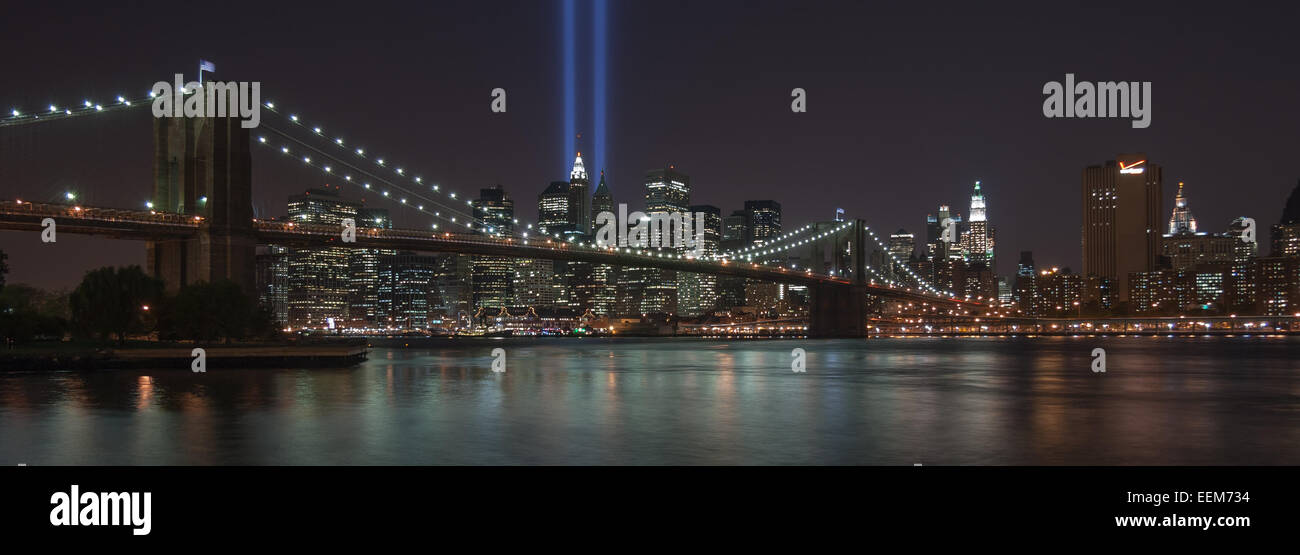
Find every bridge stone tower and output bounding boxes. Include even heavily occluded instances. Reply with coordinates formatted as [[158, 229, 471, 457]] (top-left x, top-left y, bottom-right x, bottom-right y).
[[808, 219, 869, 337], [146, 116, 256, 294]]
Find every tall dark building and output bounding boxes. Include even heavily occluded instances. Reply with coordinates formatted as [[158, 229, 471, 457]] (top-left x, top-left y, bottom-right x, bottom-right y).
[[377, 252, 437, 329], [470, 186, 515, 312], [475, 185, 514, 235], [286, 187, 359, 329], [254, 244, 288, 325], [1017, 251, 1035, 277], [927, 204, 963, 290], [591, 170, 613, 222], [348, 207, 393, 329], [645, 165, 691, 214], [1014, 251, 1036, 308], [723, 210, 747, 241], [568, 153, 592, 235], [680, 204, 722, 316], [1082, 153, 1162, 304], [589, 171, 617, 315], [538, 180, 572, 237], [925, 205, 962, 261], [625, 165, 691, 315], [744, 200, 782, 243], [1272, 179, 1300, 257]]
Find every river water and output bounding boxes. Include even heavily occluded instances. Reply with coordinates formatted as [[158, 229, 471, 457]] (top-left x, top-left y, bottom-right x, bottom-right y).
[[2, 336, 1298, 465]]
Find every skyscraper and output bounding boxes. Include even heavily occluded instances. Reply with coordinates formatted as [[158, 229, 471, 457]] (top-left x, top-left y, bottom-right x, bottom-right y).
[[1228, 217, 1259, 311], [1167, 182, 1198, 235], [888, 229, 915, 261], [255, 244, 288, 326], [587, 171, 617, 315], [471, 186, 515, 313], [744, 200, 782, 244], [286, 187, 358, 329], [1272, 179, 1300, 257], [568, 153, 592, 235], [679, 204, 722, 316], [1014, 251, 1036, 309], [538, 180, 572, 237], [629, 165, 691, 315], [645, 166, 691, 215], [475, 185, 515, 235], [348, 207, 392, 329], [722, 209, 748, 251], [378, 252, 437, 329], [927, 205, 963, 291], [1082, 154, 1163, 304], [591, 170, 613, 222], [961, 181, 993, 268]]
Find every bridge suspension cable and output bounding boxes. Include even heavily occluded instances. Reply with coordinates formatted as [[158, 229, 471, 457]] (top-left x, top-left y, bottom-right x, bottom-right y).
[[1, 86, 959, 301], [860, 225, 949, 296], [0, 92, 152, 129], [256, 123, 489, 231], [258, 99, 551, 238], [715, 222, 851, 261], [716, 223, 819, 259]]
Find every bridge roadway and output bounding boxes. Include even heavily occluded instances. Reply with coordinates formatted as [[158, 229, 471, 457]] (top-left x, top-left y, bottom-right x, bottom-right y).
[[0, 200, 975, 308]]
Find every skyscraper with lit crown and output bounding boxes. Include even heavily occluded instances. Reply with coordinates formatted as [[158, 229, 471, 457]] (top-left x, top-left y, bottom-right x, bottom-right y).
[[568, 153, 592, 236], [1168, 181, 1198, 235], [961, 181, 993, 268]]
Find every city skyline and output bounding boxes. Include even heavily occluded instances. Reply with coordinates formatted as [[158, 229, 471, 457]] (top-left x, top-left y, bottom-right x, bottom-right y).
[[1, 2, 1297, 289]]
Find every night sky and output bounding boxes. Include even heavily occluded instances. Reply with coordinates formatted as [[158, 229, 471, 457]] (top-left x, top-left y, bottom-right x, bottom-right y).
[[2, 0, 1297, 289]]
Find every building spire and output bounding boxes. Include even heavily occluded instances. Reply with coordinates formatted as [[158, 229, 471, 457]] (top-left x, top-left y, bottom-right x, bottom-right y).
[[1168, 181, 1198, 234], [570, 152, 588, 181]]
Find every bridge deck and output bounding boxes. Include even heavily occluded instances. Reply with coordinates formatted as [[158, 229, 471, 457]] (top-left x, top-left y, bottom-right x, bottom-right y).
[[0, 200, 977, 307]]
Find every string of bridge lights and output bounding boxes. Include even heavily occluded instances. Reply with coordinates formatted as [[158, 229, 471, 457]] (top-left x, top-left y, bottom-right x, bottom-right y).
[[714, 223, 851, 261], [258, 100, 554, 238], [861, 225, 952, 297], [254, 127, 492, 233], [259, 122, 480, 222], [712, 218, 949, 296], [716, 224, 819, 259], [5, 87, 958, 295], [1, 88, 856, 272], [1, 93, 152, 128]]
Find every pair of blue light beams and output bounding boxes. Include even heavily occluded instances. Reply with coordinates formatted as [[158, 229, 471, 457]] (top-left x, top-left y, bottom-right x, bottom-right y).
[[563, 0, 607, 179]]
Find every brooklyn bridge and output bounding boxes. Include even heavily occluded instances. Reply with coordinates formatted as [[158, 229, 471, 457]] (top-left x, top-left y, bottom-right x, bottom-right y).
[[0, 91, 983, 337]]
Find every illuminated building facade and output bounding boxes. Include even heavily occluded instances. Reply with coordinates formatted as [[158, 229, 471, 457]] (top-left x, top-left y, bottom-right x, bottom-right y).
[[588, 172, 617, 315], [1082, 154, 1163, 303], [679, 204, 722, 316], [961, 182, 993, 268], [471, 186, 515, 313], [348, 207, 392, 328], [286, 187, 358, 329], [744, 200, 782, 244], [628, 165, 691, 315]]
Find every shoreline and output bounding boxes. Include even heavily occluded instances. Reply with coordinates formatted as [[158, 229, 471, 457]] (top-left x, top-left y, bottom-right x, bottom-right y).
[[0, 341, 369, 372]]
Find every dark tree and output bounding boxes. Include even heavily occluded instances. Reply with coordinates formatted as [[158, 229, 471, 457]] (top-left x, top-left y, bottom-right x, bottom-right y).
[[0, 284, 68, 343], [68, 266, 164, 346], [157, 280, 263, 342]]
